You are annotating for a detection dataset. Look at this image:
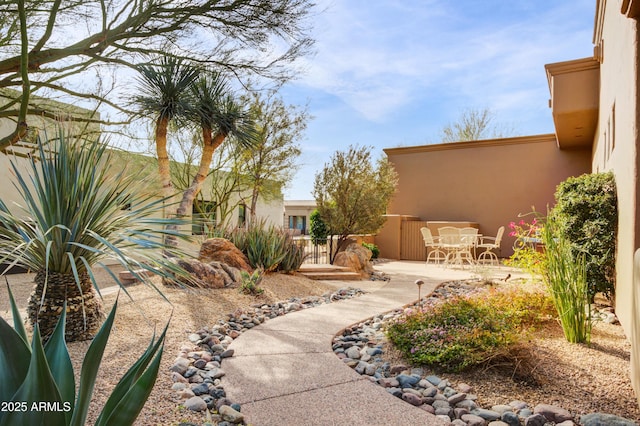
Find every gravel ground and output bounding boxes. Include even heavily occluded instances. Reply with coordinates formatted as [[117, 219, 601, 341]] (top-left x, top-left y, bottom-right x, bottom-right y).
[[2, 268, 639, 424], [381, 281, 640, 422], [1, 268, 343, 425]]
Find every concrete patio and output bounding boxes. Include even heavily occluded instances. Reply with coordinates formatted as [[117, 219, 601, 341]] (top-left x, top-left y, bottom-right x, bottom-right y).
[[220, 261, 523, 425]]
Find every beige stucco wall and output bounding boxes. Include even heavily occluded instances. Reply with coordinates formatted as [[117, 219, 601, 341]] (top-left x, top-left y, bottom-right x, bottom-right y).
[[283, 201, 317, 234], [381, 135, 592, 259], [592, 0, 640, 403]]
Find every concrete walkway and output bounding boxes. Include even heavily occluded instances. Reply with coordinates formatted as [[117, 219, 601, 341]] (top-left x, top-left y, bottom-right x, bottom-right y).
[[221, 261, 508, 426]]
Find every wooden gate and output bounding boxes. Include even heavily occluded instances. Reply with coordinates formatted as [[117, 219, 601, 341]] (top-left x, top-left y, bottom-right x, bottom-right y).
[[400, 220, 428, 260]]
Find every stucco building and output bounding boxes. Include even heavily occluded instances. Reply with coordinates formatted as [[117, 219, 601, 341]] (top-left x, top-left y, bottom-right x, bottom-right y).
[[283, 200, 317, 235], [377, 0, 640, 403]]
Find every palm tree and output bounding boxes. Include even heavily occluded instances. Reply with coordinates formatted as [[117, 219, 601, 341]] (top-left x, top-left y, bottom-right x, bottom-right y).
[[175, 71, 258, 220], [0, 130, 188, 341], [132, 57, 200, 202]]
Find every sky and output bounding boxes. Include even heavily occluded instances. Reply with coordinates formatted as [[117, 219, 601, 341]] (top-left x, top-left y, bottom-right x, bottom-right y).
[[279, 0, 596, 200]]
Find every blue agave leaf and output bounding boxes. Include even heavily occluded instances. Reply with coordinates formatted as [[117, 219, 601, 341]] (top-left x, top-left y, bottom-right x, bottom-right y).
[[44, 303, 76, 424], [69, 299, 118, 426], [0, 284, 31, 423], [95, 320, 169, 426], [0, 324, 67, 426]]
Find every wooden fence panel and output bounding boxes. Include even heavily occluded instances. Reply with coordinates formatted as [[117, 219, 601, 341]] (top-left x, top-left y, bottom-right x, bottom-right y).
[[400, 220, 428, 260]]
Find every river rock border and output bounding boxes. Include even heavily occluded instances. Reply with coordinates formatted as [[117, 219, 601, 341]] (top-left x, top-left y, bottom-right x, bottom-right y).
[[170, 287, 367, 426], [333, 280, 637, 426]]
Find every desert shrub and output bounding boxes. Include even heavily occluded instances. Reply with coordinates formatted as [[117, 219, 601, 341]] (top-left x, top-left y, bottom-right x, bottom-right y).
[[239, 268, 264, 295], [386, 288, 555, 372], [504, 216, 546, 278], [277, 239, 308, 273], [541, 216, 592, 343], [551, 172, 617, 300], [228, 221, 307, 272], [362, 242, 379, 259]]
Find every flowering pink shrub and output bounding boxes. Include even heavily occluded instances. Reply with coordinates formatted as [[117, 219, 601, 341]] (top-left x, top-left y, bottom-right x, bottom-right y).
[[504, 215, 546, 277], [508, 218, 539, 239]]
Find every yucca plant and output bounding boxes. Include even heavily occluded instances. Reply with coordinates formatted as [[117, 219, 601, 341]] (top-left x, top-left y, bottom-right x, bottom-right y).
[[0, 284, 166, 425], [0, 129, 188, 342]]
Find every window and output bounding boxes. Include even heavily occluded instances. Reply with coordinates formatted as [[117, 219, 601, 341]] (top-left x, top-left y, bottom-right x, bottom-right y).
[[192, 200, 216, 236], [288, 215, 307, 234]]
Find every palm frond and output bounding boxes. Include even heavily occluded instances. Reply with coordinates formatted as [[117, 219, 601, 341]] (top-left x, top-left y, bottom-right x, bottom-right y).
[[132, 57, 200, 122]]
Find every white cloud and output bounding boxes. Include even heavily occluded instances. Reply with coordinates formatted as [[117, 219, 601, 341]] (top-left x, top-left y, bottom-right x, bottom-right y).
[[282, 0, 596, 199], [293, 0, 594, 125]]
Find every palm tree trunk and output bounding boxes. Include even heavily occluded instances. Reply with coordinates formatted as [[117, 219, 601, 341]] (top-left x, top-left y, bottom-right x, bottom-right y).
[[176, 129, 227, 218], [156, 116, 174, 201], [156, 116, 181, 249], [27, 270, 105, 342]]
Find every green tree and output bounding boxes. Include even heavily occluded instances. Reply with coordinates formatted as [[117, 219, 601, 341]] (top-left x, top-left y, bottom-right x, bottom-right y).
[[169, 130, 248, 232], [175, 71, 257, 220], [0, 0, 315, 149], [132, 57, 200, 202], [313, 145, 398, 263], [238, 90, 308, 222], [440, 107, 515, 143], [134, 65, 256, 245], [309, 209, 329, 245]]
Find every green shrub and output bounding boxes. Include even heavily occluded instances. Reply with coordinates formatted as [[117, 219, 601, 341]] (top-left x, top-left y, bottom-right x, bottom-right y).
[[541, 216, 592, 343], [228, 221, 308, 272], [277, 239, 308, 273], [362, 242, 379, 259], [551, 172, 617, 300], [309, 209, 329, 245], [504, 215, 546, 278], [239, 268, 264, 295], [386, 288, 555, 372]]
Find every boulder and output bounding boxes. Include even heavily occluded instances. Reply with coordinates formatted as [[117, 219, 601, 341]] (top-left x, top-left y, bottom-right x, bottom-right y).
[[164, 259, 228, 289], [198, 238, 252, 272], [334, 243, 373, 276]]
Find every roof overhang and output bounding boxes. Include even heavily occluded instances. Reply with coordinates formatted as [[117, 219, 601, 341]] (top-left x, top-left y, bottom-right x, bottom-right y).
[[544, 57, 600, 150], [621, 0, 640, 19]]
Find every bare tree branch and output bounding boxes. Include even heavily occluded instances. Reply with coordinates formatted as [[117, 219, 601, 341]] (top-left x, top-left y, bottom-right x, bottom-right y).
[[0, 0, 316, 151]]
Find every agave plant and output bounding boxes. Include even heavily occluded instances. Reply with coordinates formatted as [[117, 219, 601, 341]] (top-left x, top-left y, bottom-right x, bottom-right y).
[[0, 284, 166, 425], [0, 129, 188, 342]]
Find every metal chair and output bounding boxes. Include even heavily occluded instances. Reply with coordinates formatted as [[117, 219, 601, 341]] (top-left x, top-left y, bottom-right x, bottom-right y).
[[437, 227, 463, 266], [477, 226, 505, 265], [420, 227, 446, 264], [458, 227, 479, 265]]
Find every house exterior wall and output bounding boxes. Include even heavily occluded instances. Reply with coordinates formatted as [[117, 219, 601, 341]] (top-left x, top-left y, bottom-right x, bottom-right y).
[[592, 0, 640, 402], [283, 200, 317, 235], [380, 135, 592, 260], [0, 121, 284, 238]]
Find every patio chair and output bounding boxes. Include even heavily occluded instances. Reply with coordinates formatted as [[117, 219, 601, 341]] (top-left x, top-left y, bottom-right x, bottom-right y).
[[458, 227, 479, 264], [477, 226, 505, 265], [420, 227, 446, 263], [437, 227, 464, 266]]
